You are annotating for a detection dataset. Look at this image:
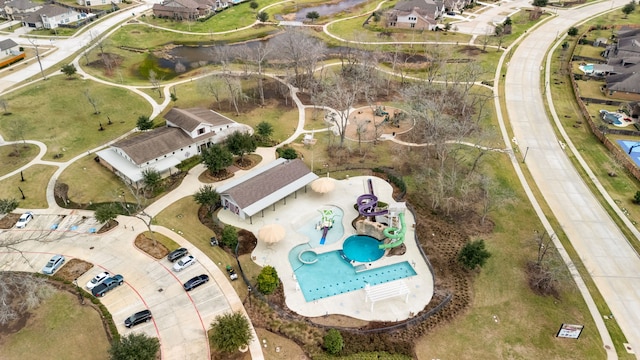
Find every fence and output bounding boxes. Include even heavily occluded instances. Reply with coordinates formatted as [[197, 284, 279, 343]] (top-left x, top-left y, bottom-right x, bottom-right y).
[[570, 29, 640, 181], [234, 171, 453, 335], [0, 53, 25, 69]]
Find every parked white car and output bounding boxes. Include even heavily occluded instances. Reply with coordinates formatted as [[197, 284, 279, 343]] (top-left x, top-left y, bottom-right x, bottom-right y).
[[173, 255, 196, 272], [15, 211, 34, 228], [86, 271, 111, 290]]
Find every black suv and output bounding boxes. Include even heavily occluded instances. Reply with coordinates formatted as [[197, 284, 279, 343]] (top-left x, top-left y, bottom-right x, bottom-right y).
[[124, 309, 152, 328], [183, 274, 209, 291], [167, 247, 188, 262]]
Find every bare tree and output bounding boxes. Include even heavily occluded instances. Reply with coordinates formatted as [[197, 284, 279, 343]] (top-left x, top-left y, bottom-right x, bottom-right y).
[[198, 76, 224, 110], [148, 70, 163, 98], [26, 37, 46, 80], [84, 89, 100, 114], [271, 28, 326, 90], [239, 42, 273, 106], [313, 72, 362, 147], [0, 98, 9, 114], [118, 186, 159, 246]]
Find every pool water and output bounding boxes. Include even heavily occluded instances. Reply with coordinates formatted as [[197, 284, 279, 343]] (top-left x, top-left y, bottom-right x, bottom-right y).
[[289, 244, 417, 302], [343, 235, 384, 262], [580, 64, 594, 73], [295, 207, 344, 247]]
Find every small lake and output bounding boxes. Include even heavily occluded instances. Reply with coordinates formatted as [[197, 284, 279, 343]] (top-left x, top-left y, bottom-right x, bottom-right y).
[[294, 0, 370, 21]]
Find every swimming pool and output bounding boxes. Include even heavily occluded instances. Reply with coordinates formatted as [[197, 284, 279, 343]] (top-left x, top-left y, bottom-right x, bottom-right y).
[[289, 244, 417, 302], [579, 64, 594, 74], [295, 207, 344, 247], [343, 235, 384, 262]]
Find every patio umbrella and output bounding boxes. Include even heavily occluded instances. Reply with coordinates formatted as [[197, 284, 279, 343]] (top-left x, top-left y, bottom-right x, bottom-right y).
[[311, 177, 336, 194], [258, 224, 286, 245]]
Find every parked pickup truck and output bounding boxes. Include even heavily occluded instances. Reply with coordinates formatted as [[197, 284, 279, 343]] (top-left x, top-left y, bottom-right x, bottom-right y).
[[91, 274, 124, 297]]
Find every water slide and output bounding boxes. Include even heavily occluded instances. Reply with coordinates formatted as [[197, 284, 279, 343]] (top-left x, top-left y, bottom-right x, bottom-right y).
[[357, 179, 389, 217], [380, 212, 406, 249], [319, 209, 334, 245]]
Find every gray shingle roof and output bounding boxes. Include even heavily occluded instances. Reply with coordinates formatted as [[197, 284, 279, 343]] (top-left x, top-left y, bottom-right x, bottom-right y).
[[0, 39, 18, 51], [113, 127, 194, 165], [164, 107, 234, 132], [218, 159, 318, 216], [607, 72, 640, 94]]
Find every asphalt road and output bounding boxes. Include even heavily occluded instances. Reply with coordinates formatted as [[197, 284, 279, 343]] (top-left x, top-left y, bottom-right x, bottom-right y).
[[505, 1, 640, 357]]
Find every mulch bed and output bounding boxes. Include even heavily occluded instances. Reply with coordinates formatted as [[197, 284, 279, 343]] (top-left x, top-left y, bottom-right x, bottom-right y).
[[134, 233, 169, 259], [0, 213, 20, 229]]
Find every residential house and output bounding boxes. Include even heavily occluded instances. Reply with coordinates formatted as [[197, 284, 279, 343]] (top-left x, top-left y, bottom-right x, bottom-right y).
[[605, 72, 640, 100], [152, 0, 213, 20], [4, 0, 41, 21], [76, 0, 120, 6], [216, 158, 318, 221], [602, 28, 640, 99], [96, 108, 252, 187], [22, 4, 83, 29], [386, 0, 444, 31], [0, 39, 19, 57]]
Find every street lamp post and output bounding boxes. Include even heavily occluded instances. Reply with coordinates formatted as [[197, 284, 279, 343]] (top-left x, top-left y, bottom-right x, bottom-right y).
[[522, 147, 530, 163]]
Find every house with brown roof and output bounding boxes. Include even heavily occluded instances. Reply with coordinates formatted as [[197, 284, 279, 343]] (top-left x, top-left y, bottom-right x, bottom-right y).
[[386, 0, 444, 31], [216, 158, 319, 221], [96, 107, 251, 187], [152, 0, 214, 20]]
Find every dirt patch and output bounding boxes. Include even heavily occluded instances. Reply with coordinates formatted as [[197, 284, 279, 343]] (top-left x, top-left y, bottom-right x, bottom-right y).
[[134, 233, 170, 259], [344, 105, 413, 142], [0, 213, 20, 229], [87, 52, 125, 77], [55, 258, 94, 282]]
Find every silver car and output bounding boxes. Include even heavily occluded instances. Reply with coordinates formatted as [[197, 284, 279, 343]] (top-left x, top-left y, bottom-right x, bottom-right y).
[[42, 255, 65, 275], [173, 255, 196, 272]]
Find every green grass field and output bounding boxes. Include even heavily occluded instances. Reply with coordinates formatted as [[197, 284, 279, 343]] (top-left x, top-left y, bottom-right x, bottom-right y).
[[57, 154, 131, 205], [0, 164, 57, 209], [0, 291, 109, 360], [0, 143, 39, 177], [0, 76, 151, 160]]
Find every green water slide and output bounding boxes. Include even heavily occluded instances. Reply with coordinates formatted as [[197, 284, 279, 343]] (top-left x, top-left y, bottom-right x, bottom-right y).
[[379, 212, 406, 249]]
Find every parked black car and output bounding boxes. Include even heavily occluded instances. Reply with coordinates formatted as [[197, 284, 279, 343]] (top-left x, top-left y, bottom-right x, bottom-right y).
[[167, 247, 188, 262], [183, 274, 209, 291], [124, 309, 152, 328]]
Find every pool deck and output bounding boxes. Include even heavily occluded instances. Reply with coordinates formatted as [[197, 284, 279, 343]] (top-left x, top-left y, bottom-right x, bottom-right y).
[[218, 176, 434, 322]]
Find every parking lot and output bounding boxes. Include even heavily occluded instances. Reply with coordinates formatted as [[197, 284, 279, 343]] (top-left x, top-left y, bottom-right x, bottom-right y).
[[0, 216, 236, 360]]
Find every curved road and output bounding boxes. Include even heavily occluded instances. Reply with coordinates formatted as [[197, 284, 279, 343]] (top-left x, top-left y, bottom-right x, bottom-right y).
[[504, 0, 640, 357]]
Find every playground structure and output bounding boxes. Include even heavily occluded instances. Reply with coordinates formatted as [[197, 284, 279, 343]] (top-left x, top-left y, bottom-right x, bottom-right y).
[[316, 209, 335, 245], [356, 179, 406, 250], [381, 211, 406, 249]]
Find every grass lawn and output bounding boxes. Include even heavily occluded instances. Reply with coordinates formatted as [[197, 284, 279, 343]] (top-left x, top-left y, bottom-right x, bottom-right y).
[[57, 154, 130, 205], [0, 164, 56, 209], [0, 143, 39, 177], [144, 230, 181, 251], [327, 16, 471, 44], [0, 291, 109, 360], [415, 153, 605, 359], [140, 0, 282, 33], [0, 76, 151, 160], [169, 76, 299, 142], [154, 197, 252, 298], [574, 78, 607, 100]]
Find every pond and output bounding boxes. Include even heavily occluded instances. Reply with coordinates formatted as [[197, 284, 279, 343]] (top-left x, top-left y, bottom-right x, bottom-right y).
[[293, 0, 370, 21]]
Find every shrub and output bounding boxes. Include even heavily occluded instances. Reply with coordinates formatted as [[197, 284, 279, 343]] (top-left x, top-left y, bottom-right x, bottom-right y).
[[458, 239, 491, 270], [567, 27, 579, 36], [257, 265, 279, 294], [210, 312, 253, 353], [221, 226, 238, 250], [634, 190, 640, 204], [323, 329, 344, 355], [276, 147, 298, 159]]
